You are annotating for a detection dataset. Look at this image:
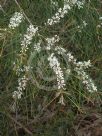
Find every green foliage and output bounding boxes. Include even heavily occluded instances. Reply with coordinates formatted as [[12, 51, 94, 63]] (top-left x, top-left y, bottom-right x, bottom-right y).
[[0, 0, 102, 135]]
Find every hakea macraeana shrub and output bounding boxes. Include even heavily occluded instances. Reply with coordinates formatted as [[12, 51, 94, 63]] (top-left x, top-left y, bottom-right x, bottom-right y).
[[5, 0, 99, 107]]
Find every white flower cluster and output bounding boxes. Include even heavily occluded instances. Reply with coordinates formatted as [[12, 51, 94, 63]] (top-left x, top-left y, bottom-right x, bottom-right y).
[[12, 25, 38, 100], [13, 75, 29, 99], [45, 0, 85, 26], [46, 35, 60, 50], [55, 46, 66, 55], [54, 46, 97, 93], [83, 20, 87, 27], [8, 12, 24, 29], [75, 68, 97, 92], [48, 53, 66, 90], [55, 47, 72, 77], [12, 24, 38, 100], [99, 17, 102, 20], [66, 51, 97, 92], [45, 3, 71, 25], [68, 0, 85, 9], [76, 60, 91, 69], [13, 89, 22, 100], [77, 20, 87, 32], [55, 46, 66, 54], [58, 94, 65, 105], [76, 0, 85, 9], [50, 0, 58, 7], [67, 52, 91, 69], [34, 40, 42, 52], [20, 25, 38, 54], [97, 16, 102, 28], [67, 52, 77, 64], [67, 0, 77, 4], [13, 62, 30, 76]]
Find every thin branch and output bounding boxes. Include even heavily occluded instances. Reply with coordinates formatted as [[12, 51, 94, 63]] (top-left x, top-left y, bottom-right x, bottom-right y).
[[14, 0, 32, 25], [7, 113, 33, 135]]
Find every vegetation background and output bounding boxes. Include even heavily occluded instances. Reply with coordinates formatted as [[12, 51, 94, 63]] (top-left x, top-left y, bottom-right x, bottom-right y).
[[0, 0, 102, 135]]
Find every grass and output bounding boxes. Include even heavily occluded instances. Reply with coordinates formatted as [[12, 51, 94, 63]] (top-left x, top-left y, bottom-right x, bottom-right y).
[[0, 0, 102, 135]]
